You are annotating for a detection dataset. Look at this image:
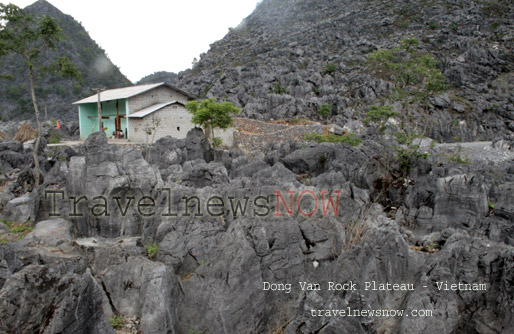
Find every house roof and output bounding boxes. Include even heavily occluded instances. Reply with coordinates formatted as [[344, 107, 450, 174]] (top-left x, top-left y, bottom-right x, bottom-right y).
[[73, 82, 195, 104], [126, 101, 185, 118]]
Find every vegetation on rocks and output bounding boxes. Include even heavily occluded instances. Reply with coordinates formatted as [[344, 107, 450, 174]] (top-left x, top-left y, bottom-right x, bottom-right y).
[[304, 132, 362, 146], [0, 0, 131, 122], [0, 0, 513, 333], [367, 37, 448, 105]]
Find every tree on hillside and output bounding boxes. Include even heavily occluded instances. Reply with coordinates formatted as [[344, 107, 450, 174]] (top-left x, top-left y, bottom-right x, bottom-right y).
[[0, 3, 80, 187], [185, 98, 240, 147], [366, 37, 447, 176], [367, 37, 448, 108]]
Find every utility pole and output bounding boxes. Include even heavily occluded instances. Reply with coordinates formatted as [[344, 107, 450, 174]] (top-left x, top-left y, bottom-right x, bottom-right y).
[[92, 88, 103, 132]]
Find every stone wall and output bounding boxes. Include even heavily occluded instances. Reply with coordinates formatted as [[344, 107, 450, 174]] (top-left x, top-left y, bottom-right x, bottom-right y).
[[233, 117, 324, 152], [129, 105, 194, 143]]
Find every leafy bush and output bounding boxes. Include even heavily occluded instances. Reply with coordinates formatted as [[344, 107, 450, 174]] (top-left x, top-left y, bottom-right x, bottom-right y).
[[304, 132, 362, 146], [8, 223, 33, 233], [109, 315, 123, 329], [212, 137, 223, 148], [392, 131, 428, 174], [321, 63, 337, 76], [317, 104, 331, 119], [1, 220, 34, 243], [367, 37, 448, 104], [48, 129, 61, 144], [145, 240, 159, 259], [364, 105, 397, 124], [270, 78, 288, 94], [429, 21, 439, 29]]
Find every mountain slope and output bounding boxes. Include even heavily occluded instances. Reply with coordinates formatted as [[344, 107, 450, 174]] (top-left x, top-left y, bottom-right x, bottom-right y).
[[136, 71, 178, 85], [177, 0, 514, 142], [0, 0, 132, 122]]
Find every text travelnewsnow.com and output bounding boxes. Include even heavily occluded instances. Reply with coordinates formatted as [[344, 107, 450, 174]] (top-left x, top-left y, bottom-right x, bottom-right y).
[[43, 189, 343, 218]]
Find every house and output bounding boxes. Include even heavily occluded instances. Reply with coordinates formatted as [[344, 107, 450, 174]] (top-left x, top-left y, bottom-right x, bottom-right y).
[[73, 82, 195, 142]]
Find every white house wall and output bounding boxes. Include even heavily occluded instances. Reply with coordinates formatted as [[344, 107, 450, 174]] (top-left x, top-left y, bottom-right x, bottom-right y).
[[129, 105, 195, 143], [212, 127, 235, 147], [128, 86, 189, 114]]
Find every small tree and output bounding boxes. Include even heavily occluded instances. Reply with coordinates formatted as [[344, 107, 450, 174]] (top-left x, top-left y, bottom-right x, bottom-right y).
[[317, 104, 332, 120], [0, 4, 80, 186], [363, 105, 397, 132], [185, 98, 240, 146], [143, 115, 161, 144]]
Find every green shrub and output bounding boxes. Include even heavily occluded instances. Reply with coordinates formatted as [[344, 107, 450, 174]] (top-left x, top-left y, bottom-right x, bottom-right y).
[[49, 135, 61, 144], [2, 220, 34, 242], [364, 105, 397, 124], [340, 133, 363, 146], [188, 329, 205, 334], [317, 104, 332, 119], [429, 21, 439, 30], [287, 117, 310, 124], [392, 131, 428, 174], [145, 240, 159, 259], [269, 78, 288, 94], [304, 132, 362, 146], [321, 63, 337, 76], [367, 37, 448, 104], [109, 315, 123, 329], [8, 224, 33, 233], [48, 129, 61, 144], [212, 137, 223, 148]]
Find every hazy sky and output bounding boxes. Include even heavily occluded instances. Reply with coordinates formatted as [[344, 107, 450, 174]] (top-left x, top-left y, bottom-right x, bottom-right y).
[[7, 0, 260, 82]]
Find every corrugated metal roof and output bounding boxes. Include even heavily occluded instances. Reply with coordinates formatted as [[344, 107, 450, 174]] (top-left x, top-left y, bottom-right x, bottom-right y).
[[73, 82, 195, 104], [126, 101, 185, 118]]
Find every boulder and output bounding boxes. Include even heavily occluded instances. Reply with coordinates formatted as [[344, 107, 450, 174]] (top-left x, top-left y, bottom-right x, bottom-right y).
[[26, 219, 72, 246], [185, 127, 213, 162], [2, 192, 37, 223], [84, 131, 108, 152], [0, 265, 114, 334]]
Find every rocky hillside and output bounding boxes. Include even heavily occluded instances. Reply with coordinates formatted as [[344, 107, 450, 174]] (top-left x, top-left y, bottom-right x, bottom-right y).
[[178, 0, 514, 142], [136, 71, 178, 85], [0, 0, 131, 122], [0, 128, 513, 333], [1, 0, 514, 333]]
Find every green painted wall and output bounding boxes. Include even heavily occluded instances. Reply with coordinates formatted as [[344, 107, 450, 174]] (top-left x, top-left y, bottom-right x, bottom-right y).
[[78, 99, 128, 138]]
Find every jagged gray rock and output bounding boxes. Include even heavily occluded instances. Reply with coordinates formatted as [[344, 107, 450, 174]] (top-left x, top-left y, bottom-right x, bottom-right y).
[[0, 0, 513, 333], [177, 0, 513, 142], [26, 218, 72, 246]]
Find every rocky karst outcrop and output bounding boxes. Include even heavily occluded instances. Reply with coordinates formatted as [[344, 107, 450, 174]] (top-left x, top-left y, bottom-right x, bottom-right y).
[[1, 0, 514, 332], [0, 127, 513, 333], [178, 0, 514, 142]]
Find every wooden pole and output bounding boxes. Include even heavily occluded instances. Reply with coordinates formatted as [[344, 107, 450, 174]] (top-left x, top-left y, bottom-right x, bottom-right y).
[[93, 88, 103, 132]]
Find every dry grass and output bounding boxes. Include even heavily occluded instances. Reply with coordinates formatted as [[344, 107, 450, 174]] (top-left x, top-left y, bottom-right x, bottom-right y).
[[342, 206, 372, 252], [268, 302, 294, 334], [409, 244, 440, 253], [343, 218, 368, 252], [0, 131, 8, 139], [269, 317, 293, 334], [14, 122, 37, 142]]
